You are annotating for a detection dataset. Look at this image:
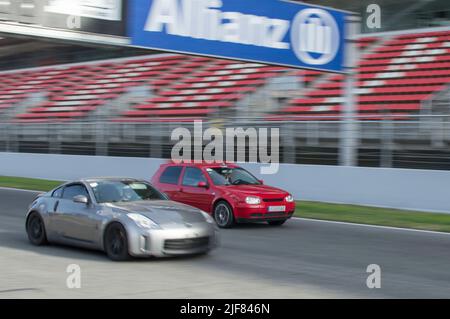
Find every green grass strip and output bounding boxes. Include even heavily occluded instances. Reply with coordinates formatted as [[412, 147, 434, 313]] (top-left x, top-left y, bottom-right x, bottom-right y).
[[1, 175, 450, 233], [0, 176, 62, 192]]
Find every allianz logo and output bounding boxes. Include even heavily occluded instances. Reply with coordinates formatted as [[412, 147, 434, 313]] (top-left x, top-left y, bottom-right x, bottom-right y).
[[144, 0, 340, 65]]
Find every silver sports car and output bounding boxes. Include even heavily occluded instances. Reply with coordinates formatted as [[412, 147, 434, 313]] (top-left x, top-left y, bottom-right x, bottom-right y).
[[25, 177, 219, 260]]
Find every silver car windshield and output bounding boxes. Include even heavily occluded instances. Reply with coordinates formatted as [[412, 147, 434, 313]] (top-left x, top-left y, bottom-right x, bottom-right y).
[[89, 181, 166, 203]]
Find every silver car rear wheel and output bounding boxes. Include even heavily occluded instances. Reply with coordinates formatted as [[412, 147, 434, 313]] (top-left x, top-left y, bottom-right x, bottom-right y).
[[26, 213, 48, 246]]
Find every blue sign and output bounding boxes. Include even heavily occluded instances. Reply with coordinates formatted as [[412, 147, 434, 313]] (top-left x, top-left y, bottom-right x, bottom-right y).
[[128, 0, 347, 72]]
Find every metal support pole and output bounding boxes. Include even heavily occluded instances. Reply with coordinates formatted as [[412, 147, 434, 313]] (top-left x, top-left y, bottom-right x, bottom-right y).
[[49, 123, 61, 154], [282, 122, 296, 164], [4, 122, 11, 152], [339, 14, 361, 167], [95, 121, 108, 156], [152, 122, 163, 159], [380, 117, 394, 167]]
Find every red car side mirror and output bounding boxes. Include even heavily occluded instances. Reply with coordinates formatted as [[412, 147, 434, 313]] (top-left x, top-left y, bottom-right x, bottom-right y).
[[259, 179, 264, 184], [197, 181, 208, 188]]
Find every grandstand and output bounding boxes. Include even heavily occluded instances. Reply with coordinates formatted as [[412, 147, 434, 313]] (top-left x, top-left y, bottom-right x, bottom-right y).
[[1, 29, 449, 122], [1, 26, 450, 169], [273, 29, 450, 120]]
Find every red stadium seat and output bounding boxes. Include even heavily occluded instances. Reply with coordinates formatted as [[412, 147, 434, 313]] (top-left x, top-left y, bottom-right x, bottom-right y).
[[3, 28, 450, 123], [272, 29, 450, 121]]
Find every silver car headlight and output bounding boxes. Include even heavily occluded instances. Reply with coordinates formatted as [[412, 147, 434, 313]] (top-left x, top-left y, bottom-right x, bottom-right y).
[[245, 196, 261, 205], [285, 194, 294, 202], [128, 213, 160, 229], [200, 210, 215, 224]]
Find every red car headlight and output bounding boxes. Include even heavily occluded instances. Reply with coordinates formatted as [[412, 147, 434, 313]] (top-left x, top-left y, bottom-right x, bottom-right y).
[[285, 195, 294, 202], [245, 196, 261, 205]]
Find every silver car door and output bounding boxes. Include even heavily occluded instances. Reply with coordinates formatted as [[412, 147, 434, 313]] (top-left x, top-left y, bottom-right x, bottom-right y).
[[55, 184, 99, 244], [53, 198, 75, 240], [46, 186, 68, 241], [57, 199, 101, 244]]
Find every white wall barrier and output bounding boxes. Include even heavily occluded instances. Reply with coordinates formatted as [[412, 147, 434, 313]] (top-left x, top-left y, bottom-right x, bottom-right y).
[[1, 152, 449, 213]]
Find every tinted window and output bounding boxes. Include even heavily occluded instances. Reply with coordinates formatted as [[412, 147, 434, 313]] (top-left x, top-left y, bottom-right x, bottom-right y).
[[159, 166, 183, 185], [205, 168, 229, 186], [51, 187, 63, 198], [182, 167, 207, 187], [62, 184, 89, 200], [89, 181, 166, 203], [211, 167, 261, 185]]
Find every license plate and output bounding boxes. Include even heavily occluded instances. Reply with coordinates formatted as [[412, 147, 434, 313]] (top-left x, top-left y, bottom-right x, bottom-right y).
[[268, 206, 285, 212]]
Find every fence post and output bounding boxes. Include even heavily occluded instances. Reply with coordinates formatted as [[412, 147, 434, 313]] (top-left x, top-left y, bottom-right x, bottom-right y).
[[95, 121, 108, 156], [49, 123, 61, 154], [339, 14, 360, 167], [282, 122, 296, 164], [380, 116, 394, 167], [152, 122, 163, 159]]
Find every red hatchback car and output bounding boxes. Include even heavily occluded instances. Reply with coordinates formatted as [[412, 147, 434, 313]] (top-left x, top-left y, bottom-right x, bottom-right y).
[[151, 162, 295, 228]]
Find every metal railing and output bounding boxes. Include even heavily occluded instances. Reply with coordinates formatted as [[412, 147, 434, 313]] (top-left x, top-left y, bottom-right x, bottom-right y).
[[1, 114, 450, 170]]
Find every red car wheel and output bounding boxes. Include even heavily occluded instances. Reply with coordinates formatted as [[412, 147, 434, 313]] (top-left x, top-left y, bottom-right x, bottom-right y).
[[214, 201, 235, 228]]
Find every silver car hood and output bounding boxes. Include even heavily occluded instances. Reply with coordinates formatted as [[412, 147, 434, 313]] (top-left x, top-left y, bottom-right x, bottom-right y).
[[105, 200, 206, 225]]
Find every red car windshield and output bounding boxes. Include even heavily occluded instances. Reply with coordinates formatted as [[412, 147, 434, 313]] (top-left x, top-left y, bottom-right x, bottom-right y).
[[207, 167, 261, 186]]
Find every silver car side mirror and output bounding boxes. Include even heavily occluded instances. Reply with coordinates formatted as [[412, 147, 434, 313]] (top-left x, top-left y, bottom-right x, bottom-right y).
[[73, 195, 89, 204]]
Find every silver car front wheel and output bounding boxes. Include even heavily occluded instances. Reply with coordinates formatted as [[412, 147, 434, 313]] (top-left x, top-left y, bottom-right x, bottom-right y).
[[104, 223, 130, 261]]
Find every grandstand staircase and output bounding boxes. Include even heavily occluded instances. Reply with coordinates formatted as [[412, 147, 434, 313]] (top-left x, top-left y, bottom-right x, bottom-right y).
[[89, 85, 153, 120], [425, 83, 450, 115], [234, 69, 328, 121], [422, 83, 450, 147], [117, 58, 286, 122], [267, 29, 450, 121], [233, 72, 292, 120], [2, 92, 46, 121]]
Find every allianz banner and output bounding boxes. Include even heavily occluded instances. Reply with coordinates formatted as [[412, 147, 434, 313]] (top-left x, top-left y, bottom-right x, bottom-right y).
[[128, 0, 347, 72]]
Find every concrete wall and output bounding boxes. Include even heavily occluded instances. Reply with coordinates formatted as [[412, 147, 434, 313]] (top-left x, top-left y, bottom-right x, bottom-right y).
[[1, 152, 449, 213], [0, 152, 166, 181]]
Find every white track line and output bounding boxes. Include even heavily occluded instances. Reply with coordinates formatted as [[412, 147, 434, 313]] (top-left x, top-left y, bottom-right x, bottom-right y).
[[292, 217, 450, 236]]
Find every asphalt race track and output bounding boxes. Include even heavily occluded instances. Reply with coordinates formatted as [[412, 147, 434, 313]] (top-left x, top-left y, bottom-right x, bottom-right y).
[[0, 188, 449, 298]]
